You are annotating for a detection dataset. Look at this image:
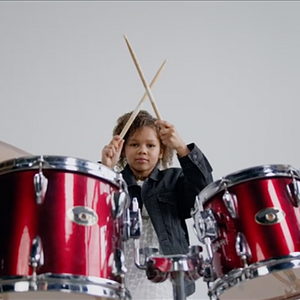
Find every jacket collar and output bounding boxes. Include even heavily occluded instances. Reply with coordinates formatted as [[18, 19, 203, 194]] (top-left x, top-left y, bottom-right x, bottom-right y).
[[121, 164, 160, 186]]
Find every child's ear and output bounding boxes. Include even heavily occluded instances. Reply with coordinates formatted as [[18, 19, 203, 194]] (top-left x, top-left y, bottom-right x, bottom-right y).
[[159, 151, 163, 159]]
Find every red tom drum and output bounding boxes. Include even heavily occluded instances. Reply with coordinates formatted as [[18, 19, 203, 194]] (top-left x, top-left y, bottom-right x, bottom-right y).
[[0, 155, 131, 300], [193, 164, 300, 300]]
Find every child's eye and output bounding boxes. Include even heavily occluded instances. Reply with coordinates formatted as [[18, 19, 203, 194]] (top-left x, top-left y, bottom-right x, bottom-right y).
[[130, 143, 138, 147], [147, 144, 155, 148]]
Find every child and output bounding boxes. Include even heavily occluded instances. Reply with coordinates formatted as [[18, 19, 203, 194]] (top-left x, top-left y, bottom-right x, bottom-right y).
[[101, 110, 213, 299]]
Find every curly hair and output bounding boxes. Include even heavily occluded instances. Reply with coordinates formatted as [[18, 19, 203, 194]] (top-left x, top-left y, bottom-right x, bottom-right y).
[[113, 110, 174, 170]]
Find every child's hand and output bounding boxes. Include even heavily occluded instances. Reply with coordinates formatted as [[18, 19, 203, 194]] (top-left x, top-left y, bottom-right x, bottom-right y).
[[155, 120, 190, 157], [101, 135, 124, 169]]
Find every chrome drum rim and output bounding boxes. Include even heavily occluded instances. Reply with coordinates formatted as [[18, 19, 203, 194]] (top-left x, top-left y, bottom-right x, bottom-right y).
[[0, 273, 131, 299], [0, 155, 121, 187], [209, 253, 300, 300], [198, 164, 300, 206]]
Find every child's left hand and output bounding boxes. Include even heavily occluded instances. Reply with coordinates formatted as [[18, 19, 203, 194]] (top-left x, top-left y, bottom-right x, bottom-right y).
[[155, 120, 190, 157]]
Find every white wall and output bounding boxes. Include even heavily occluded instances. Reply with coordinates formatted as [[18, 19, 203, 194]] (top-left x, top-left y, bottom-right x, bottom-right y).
[[1, 2, 300, 299]]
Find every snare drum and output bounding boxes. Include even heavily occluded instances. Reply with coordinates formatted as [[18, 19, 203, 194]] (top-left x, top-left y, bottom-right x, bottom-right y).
[[193, 164, 300, 300], [0, 155, 131, 299]]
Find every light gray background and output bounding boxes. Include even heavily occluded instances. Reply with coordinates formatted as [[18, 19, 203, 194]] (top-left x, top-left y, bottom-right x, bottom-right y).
[[1, 1, 300, 299]]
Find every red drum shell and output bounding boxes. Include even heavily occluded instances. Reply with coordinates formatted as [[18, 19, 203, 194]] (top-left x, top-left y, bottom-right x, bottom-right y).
[[199, 165, 300, 278], [0, 156, 127, 282]]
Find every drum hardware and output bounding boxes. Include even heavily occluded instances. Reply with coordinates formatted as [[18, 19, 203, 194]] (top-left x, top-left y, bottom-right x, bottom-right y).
[[122, 197, 142, 241], [129, 197, 142, 239], [113, 248, 128, 300], [191, 196, 217, 281], [287, 168, 300, 207], [115, 190, 141, 299], [202, 263, 217, 283], [235, 233, 251, 269], [29, 236, 44, 289], [191, 197, 219, 245], [191, 198, 217, 283], [113, 173, 131, 219], [0, 275, 132, 299], [29, 238, 43, 291], [67, 206, 98, 226], [221, 180, 238, 219], [134, 245, 204, 300], [122, 208, 131, 241], [135, 246, 159, 270], [29, 236, 44, 269], [33, 156, 49, 204], [255, 207, 286, 225]]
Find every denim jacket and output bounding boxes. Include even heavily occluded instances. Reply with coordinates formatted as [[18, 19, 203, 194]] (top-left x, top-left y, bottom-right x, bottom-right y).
[[121, 143, 213, 296]]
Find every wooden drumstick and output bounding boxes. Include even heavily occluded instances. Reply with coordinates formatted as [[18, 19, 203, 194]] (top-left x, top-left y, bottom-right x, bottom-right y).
[[123, 35, 162, 120], [119, 59, 167, 139]]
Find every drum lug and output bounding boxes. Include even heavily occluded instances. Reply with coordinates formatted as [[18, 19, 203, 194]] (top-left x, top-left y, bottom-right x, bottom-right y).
[[222, 186, 238, 218], [188, 245, 205, 280], [235, 232, 251, 267], [129, 197, 142, 239], [192, 207, 218, 244], [112, 174, 130, 218], [113, 248, 127, 276], [189, 244, 216, 283], [29, 236, 44, 272], [202, 263, 217, 283], [121, 197, 142, 241], [112, 190, 128, 218], [31, 156, 49, 205], [191, 198, 217, 265], [33, 172, 48, 205], [112, 248, 128, 300], [121, 208, 131, 241], [287, 171, 300, 207]]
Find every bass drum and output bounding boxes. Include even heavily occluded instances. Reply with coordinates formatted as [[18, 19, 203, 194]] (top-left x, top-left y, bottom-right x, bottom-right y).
[[0, 155, 131, 299]]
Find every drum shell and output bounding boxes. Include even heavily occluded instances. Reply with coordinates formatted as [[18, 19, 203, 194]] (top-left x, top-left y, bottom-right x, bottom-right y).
[[202, 174, 300, 278], [0, 162, 124, 282]]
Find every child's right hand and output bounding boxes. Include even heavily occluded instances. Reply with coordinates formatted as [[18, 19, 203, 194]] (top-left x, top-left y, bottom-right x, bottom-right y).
[[101, 136, 124, 169]]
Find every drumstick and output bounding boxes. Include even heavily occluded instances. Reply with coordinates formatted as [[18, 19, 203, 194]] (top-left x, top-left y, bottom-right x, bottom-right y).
[[119, 59, 167, 139], [123, 35, 162, 120]]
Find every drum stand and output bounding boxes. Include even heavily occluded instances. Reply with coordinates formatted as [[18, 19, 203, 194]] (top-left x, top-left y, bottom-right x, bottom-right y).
[[134, 245, 203, 300], [125, 197, 206, 300]]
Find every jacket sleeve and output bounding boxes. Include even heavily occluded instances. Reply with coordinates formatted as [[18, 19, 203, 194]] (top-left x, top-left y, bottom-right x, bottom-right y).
[[176, 143, 213, 219]]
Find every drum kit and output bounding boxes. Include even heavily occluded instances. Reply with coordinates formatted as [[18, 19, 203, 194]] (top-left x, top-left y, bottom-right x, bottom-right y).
[[1, 140, 300, 300]]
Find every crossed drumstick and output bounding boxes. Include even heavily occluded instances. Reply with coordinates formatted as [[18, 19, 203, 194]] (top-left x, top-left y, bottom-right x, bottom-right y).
[[119, 35, 165, 139]]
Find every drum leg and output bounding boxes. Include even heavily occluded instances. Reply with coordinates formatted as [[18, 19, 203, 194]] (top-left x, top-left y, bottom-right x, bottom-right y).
[[170, 270, 186, 300]]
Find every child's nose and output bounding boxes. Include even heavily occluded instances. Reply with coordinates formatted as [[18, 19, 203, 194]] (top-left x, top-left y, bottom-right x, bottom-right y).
[[138, 145, 147, 153]]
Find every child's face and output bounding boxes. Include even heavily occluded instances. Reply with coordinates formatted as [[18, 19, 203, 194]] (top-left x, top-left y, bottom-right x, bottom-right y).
[[124, 126, 162, 177]]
